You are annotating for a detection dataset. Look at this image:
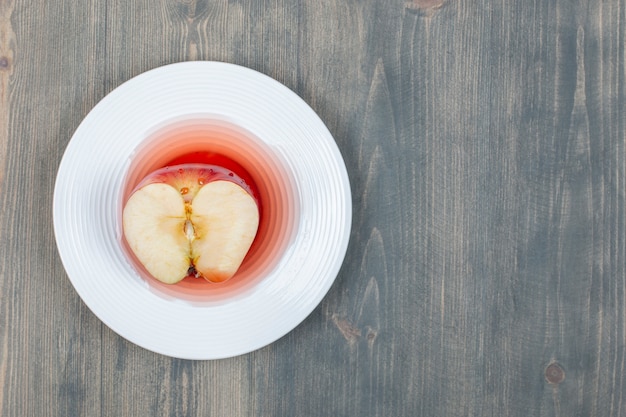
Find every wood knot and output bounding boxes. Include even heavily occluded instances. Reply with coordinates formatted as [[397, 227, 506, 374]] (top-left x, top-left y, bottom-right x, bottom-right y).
[[331, 314, 361, 344], [0, 57, 10, 70], [545, 363, 565, 384]]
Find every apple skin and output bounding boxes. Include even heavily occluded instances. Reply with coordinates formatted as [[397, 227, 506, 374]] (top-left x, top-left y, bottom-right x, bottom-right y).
[[122, 163, 259, 284], [134, 164, 256, 203]]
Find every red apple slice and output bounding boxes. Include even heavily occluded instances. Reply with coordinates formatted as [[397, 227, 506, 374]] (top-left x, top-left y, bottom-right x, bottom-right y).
[[122, 164, 259, 284]]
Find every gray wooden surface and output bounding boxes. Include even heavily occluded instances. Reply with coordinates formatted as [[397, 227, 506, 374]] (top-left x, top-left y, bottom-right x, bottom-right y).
[[1, 0, 625, 415]]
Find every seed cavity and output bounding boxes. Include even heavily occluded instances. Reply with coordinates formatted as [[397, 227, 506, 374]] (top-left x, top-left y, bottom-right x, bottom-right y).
[[187, 265, 200, 278], [184, 219, 195, 241]]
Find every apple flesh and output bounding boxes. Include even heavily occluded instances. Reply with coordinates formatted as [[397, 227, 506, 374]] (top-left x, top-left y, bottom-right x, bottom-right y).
[[122, 164, 259, 284]]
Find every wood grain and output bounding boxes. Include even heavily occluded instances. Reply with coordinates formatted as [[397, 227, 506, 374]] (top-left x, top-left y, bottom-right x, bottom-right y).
[[0, 0, 624, 416], [0, 0, 14, 185], [0, 1, 107, 416], [0, 0, 15, 411]]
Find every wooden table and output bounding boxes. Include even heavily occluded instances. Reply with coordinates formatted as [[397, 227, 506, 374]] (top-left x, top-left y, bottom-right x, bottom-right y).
[[1, 0, 625, 415]]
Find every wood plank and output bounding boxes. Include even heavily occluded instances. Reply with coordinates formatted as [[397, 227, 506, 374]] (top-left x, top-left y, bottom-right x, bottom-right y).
[[0, 1, 106, 416], [0, 0, 16, 413], [392, 0, 626, 415]]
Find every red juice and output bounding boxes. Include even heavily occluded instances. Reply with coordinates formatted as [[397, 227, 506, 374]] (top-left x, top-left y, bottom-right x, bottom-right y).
[[120, 118, 299, 303]]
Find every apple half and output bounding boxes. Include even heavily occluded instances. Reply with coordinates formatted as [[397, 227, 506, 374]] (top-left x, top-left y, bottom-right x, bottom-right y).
[[122, 164, 259, 284]]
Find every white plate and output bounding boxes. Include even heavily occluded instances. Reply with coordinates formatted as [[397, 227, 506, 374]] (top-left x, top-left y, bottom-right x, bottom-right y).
[[53, 62, 352, 360]]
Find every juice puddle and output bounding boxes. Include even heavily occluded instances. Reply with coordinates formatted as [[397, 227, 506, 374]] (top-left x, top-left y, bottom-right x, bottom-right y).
[[120, 118, 299, 304]]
